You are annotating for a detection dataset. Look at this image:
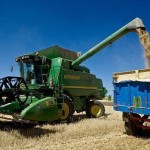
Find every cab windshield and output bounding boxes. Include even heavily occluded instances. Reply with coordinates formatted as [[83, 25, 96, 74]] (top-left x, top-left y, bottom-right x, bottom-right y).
[[18, 59, 42, 84], [16, 55, 50, 84]]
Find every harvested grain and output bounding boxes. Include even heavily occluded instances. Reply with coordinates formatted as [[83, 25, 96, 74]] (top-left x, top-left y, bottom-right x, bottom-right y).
[[137, 28, 150, 68]]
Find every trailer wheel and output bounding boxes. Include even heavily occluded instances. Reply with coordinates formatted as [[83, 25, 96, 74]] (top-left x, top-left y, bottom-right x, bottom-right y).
[[124, 113, 142, 136], [124, 122, 135, 135], [86, 101, 105, 118], [59, 95, 74, 122]]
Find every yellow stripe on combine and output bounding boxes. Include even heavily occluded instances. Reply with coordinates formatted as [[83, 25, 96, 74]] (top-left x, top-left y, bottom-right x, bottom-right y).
[[63, 86, 98, 90], [98, 89, 104, 91]]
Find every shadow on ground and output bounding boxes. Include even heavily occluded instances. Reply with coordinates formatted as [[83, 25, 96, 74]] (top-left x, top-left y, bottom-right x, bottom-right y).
[[0, 112, 110, 138], [0, 121, 58, 138]]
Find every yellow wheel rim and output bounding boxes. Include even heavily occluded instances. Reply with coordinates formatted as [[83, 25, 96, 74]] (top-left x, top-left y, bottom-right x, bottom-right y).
[[60, 103, 69, 120], [91, 105, 101, 116]]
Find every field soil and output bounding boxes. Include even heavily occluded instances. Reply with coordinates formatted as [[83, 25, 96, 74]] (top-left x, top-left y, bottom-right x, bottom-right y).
[[0, 103, 150, 150]]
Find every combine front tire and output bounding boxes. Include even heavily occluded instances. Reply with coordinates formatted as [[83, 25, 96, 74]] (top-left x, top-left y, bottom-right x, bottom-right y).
[[86, 101, 105, 118], [59, 95, 74, 122]]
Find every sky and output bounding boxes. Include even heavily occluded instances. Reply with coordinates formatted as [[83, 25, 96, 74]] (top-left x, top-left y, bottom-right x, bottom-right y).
[[0, 0, 150, 95]]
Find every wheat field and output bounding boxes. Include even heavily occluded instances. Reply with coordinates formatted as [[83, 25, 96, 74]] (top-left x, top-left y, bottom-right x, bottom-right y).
[[0, 106, 150, 150]]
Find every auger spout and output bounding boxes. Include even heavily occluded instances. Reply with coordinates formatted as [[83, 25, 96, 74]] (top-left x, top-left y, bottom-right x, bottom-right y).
[[72, 18, 145, 67]]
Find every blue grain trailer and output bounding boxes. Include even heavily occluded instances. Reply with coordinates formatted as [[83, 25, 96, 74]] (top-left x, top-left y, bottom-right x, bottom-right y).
[[113, 69, 150, 136]]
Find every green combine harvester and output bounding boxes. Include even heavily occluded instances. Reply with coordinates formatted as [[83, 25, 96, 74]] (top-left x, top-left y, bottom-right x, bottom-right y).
[[0, 17, 145, 126]]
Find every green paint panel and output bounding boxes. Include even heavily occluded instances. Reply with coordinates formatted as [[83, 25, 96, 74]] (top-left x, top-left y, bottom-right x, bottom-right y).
[[21, 97, 59, 121], [73, 97, 86, 111], [133, 97, 142, 107], [60, 68, 103, 98], [0, 101, 20, 113]]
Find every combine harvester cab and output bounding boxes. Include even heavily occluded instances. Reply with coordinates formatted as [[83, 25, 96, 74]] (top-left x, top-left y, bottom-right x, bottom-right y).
[[113, 69, 150, 136]]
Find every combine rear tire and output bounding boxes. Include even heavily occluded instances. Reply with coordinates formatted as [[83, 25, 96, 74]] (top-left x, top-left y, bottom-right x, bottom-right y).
[[86, 101, 105, 118], [59, 95, 74, 122]]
